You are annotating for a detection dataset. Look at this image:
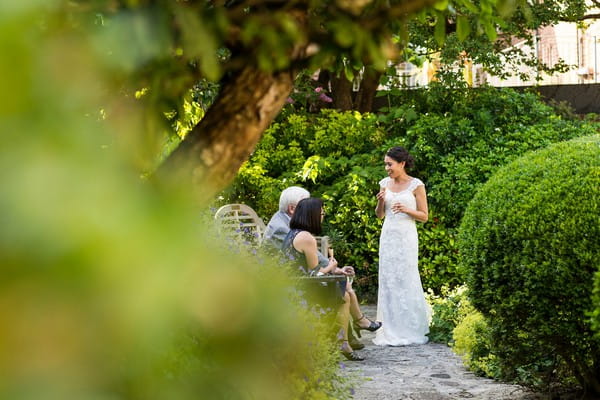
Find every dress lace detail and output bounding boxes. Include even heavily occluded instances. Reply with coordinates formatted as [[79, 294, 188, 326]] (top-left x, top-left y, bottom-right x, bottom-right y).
[[374, 176, 430, 346]]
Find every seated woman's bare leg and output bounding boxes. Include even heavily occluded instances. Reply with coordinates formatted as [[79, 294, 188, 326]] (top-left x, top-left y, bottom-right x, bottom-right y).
[[346, 286, 363, 322], [345, 286, 382, 334], [346, 285, 374, 329], [337, 291, 351, 344], [337, 292, 364, 360]]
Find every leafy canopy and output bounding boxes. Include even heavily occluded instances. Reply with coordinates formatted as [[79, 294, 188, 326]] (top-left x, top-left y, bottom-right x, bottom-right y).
[[75, 0, 525, 166]]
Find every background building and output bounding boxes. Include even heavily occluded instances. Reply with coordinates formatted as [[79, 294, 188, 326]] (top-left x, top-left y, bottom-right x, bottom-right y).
[[484, 21, 600, 86]]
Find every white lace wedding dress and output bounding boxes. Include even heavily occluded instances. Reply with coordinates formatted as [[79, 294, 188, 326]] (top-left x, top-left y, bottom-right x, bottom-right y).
[[373, 177, 430, 346]]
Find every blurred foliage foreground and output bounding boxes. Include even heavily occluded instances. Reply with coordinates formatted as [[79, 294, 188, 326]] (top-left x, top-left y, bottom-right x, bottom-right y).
[[0, 4, 349, 400]]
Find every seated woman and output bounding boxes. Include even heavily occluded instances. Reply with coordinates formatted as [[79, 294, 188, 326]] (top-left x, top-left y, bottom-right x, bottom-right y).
[[282, 197, 381, 361]]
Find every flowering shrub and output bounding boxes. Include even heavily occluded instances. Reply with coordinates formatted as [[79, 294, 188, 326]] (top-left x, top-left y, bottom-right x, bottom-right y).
[[284, 71, 334, 112]]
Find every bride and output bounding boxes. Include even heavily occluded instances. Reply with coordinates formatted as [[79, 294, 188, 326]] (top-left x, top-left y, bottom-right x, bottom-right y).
[[373, 146, 430, 346]]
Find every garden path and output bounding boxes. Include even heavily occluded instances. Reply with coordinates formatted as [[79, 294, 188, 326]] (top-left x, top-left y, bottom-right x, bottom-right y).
[[345, 305, 542, 400]]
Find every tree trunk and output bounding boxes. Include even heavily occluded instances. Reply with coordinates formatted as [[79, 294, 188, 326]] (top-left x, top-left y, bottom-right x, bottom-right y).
[[317, 69, 331, 89], [156, 66, 294, 203], [330, 73, 354, 111], [328, 67, 382, 113], [355, 67, 382, 113]]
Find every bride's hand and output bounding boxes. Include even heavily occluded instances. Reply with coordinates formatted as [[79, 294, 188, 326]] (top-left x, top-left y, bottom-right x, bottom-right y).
[[376, 187, 386, 201], [392, 202, 406, 214]]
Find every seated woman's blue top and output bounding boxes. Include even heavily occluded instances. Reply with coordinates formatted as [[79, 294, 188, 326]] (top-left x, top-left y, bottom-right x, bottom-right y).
[[281, 229, 320, 276]]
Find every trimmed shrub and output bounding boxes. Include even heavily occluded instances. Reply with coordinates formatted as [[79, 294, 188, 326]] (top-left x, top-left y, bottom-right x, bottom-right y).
[[594, 271, 600, 337], [458, 135, 600, 394]]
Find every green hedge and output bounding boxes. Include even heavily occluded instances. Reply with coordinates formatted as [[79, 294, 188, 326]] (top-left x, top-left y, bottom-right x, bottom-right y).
[[383, 86, 597, 227], [458, 135, 600, 394], [594, 271, 600, 337]]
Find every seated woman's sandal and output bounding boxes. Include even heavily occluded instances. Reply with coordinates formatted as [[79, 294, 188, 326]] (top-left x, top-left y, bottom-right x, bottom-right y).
[[340, 340, 364, 361], [352, 314, 383, 338]]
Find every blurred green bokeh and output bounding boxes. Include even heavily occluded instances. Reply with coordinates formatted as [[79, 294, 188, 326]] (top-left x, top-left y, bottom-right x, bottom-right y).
[[0, 3, 342, 399]]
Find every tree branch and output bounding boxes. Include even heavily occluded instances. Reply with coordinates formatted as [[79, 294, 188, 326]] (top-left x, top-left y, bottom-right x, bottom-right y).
[[580, 13, 600, 20]]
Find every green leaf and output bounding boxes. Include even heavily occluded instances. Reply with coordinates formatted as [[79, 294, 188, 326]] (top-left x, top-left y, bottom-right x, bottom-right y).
[[457, 15, 471, 41], [483, 21, 497, 41], [460, 0, 479, 13], [398, 19, 409, 44], [330, 20, 355, 47], [368, 40, 386, 71], [173, 7, 220, 80], [434, 12, 446, 45], [433, 0, 449, 11], [497, 0, 517, 17], [405, 108, 418, 122], [344, 64, 355, 82], [416, 10, 428, 23]]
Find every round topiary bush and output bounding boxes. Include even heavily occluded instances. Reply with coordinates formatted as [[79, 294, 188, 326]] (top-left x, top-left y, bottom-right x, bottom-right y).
[[458, 135, 600, 394]]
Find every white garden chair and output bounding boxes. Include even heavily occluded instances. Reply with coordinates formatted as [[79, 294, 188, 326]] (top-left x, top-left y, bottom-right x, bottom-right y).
[[214, 203, 330, 254], [214, 203, 266, 246]]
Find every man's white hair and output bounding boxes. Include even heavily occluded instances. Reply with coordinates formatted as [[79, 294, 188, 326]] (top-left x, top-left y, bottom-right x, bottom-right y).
[[279, 186, 310, 212]]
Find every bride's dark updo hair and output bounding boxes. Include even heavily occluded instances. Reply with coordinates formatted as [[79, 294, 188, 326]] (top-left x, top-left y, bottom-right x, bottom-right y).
[[386, 146, 415, 169]]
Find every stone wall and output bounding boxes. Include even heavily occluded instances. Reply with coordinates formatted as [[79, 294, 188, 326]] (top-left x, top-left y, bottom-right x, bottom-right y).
[[514, 84, 600, 115], [372, 84, 600, 115]]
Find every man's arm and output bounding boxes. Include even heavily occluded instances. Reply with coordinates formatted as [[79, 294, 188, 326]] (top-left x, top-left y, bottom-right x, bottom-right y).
[[263, 212, 290, 250]]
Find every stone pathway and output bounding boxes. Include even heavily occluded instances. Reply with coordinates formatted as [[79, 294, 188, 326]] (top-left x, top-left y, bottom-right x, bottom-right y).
[[345, 305, 542, 400]]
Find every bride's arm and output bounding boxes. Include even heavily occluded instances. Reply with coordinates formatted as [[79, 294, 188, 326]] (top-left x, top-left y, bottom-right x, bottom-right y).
[[410, 185, 429, 222], [375, 187, 386, 219]]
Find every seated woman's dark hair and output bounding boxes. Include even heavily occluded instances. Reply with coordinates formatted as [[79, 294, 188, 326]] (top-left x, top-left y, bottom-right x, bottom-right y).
[[289, 197, 323, 235]]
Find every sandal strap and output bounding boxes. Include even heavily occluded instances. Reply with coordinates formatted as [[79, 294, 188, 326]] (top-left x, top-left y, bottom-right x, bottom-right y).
[[341, 349, 365, 361]]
